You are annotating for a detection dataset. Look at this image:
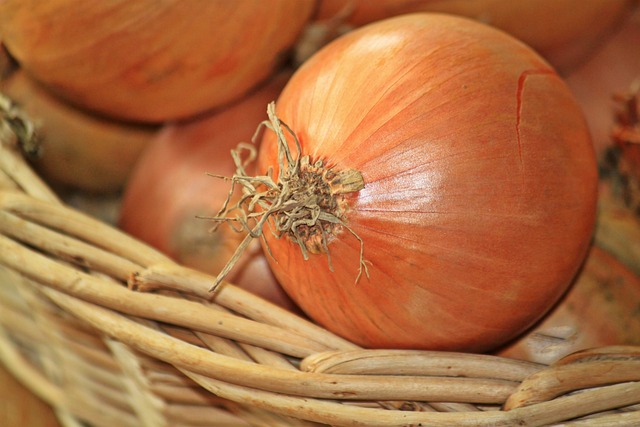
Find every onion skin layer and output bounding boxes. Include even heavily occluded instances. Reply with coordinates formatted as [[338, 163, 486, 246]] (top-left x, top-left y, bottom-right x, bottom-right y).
[[0, 0, 314, 122], [258, 14, 598, 352]]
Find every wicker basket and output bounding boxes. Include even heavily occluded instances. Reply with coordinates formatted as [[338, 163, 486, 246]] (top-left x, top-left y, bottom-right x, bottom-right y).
[[1, 125, 640, 426]]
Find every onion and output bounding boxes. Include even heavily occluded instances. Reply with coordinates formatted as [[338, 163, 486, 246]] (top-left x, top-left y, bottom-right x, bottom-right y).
[[218, 14, 598, 351], [497, 245, 640, 364], [1, 71, 157, 193], [564, 6, 640, 215], [0, 0, 315, 122], [565, 6, 640, 158], [118, 72, 297, 311], [304, 0, 636, 74]]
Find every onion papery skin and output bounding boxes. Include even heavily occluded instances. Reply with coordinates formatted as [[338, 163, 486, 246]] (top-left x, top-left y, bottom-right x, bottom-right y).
[[118, 72, 297, 311], [1, 71, 157, 193], [257, 14, 598, 352], [311, 0, 637, 75], [0, 0, 314, 123]]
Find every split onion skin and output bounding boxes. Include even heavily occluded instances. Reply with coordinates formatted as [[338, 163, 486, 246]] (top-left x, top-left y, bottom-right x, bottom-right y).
[[0, 0, 315, 122], [311, 0, 637, 75], [118, 72, 297, 311], [258, 14, 598, 352], [1, 71, 157, 193]]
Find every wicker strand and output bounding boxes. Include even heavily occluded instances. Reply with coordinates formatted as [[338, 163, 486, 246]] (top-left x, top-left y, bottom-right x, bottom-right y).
[[0, 189, 357, 353], [105, 339, 167, 427], [0, 138, 58, 203], [0, 323, 64, 407], [159, 322, 321, 426], [505, 350, 640, 410], [300, 349, 543, 380], [182, 370, 640, 427], [555, 410, 640, 426], [0, 231, 335, 358], [34, 284, 520, 404], [131, 262, 358, 352]]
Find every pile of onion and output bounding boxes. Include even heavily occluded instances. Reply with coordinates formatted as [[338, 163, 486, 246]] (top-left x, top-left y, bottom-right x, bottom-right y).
[[0, 0, 315, 122], [118, 72, 297, 311], [300, 0, 636, 75], [216, 14, 598, 352]]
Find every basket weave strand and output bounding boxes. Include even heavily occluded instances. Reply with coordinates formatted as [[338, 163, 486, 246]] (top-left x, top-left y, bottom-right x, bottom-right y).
[[1, 129, 640, 426]]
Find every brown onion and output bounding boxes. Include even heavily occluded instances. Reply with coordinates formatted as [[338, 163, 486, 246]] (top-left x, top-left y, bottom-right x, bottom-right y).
[[1, 71, 157, 193], [0, 0, 315, 122], [225, 14, 598, 352]]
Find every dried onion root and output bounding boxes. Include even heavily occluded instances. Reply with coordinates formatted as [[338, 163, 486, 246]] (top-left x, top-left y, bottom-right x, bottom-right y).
[[204, 102, 368, 292]]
